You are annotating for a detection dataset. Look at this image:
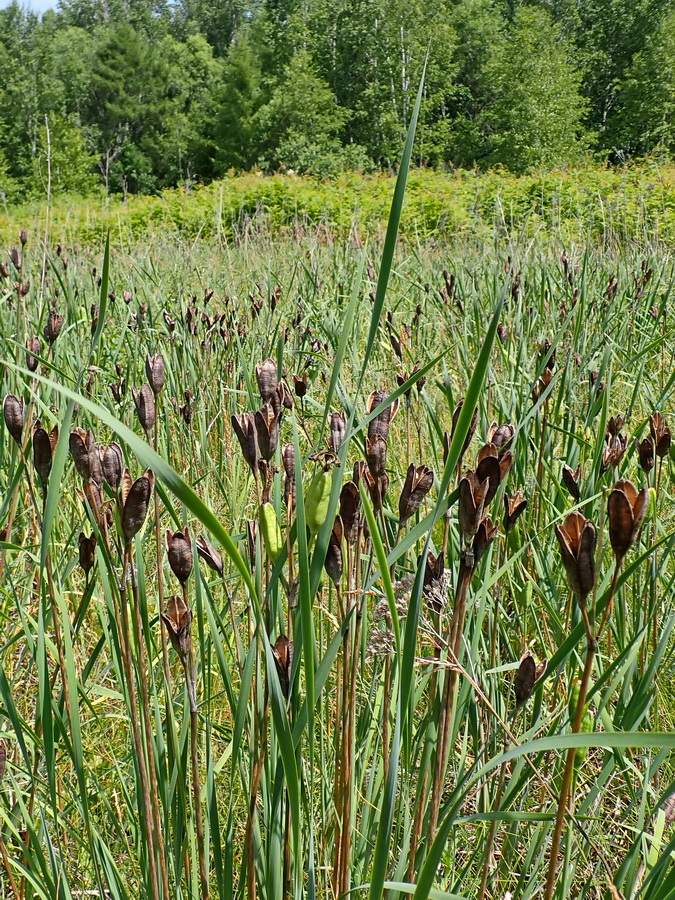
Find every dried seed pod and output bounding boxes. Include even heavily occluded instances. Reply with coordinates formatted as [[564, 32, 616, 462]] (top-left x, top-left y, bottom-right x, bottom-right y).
[[145, 354, 166, 395], [601, 432, 627, 474], [132, 384, 156, 438], [26, 335, 40, 372], [366, 434, 388, 479], [256, 358, 278, 403], [487, 422, 515, 454], [272, 634, 293, 699], [166, 526, 193, 584], [196, 535, 224, 577], [324, 516, 344, 585], [69, 428, 102, 485], [607, 479, 649, 561], [366, 390, 399, 443], [606, 415, 625, 437], [254, 404, 280, 461], [475, 444, 503, 506], [513, 651, 545, 707], [78, 532, 97, 576], [458, 470, 490, 538], [101, 442, 124, 491], [33, 422, 59, 493], [452, 399, 478, 455], [503, 490, 527, 534], [537, 338, 556, 371], [9, 247, 20, 273], [293, 374, 308, 398], [650, 412, 671, 459], [43, 308, 64, 345], [399, 464, 434, 524], [561, 464, 581, 502], [3, 394, 24, 444], [282, 443, 295, 481], [555, 511, 596, 604], [121, 468, 155, 543], [232, 412, 259, 477], [497, 323, 509, 343], [162, 594, 193, 659], [328, 412, 347, 453], [472, 516, 497, 567], [19, 228, 27, 246], [339, 482, 361, 544], [636, 436, 655, 474], [275, 380, 294, 411]]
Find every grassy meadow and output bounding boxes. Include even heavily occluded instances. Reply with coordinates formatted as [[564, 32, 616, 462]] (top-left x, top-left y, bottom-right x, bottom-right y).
[[1, 163, 675, 900]]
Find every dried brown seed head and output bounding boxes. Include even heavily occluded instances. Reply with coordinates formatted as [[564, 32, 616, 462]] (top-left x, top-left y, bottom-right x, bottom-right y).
[[121, 469, 154, 543], [367, 390, 399, 443], [452, 399, 478, 456], [132, 384, 156, 438], [487, 422, 515, 453], [26, 335, 40, 371], [339, 482, 361, 544], [458, 470, 490, 538], [328, 412, 347, 453], [101, 442, 124, 491], [324, 517, 344, 586], [43, 309, 64, 345], [472, 516, 497, 568], [475, 445, 502, 506], [232, 412, 259, 477], [78, 532, 97, 575], [162, 594, 193, 659], [33, 422, 59, 492], [166, 526, 193, 584], [537, 339, 556, 371], [606, 415, 625, 437], [513, 651, 545, 706], [366, 433, 388, 479], [293, 374, 308, 398], [145, 354, 166, 395], [9, 247, 20, 273], [272, 634, 293, 699], [636, 436, 655, 474], [69, 428, 102, 486], [503, 490, 527, 534], [399, 464, 434, 524], [607, 479, 649, 561], [3, 394, 24, 444], [554, 511, 596, 603], [256, 358, 278, 403], [196, 535, 224, 577], [19, 228, 27, 246], [601, 433, 627, 474], [254, 403, 280, 461], [650, 412, 671, 459], [561, 464, 581, 502]]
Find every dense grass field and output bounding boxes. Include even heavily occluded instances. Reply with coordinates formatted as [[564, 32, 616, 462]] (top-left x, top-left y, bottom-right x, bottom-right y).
[[2, 164, 675, 900]]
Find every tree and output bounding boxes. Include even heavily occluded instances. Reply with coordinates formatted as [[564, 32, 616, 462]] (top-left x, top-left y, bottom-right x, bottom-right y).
[[482, 6, 588, 172]]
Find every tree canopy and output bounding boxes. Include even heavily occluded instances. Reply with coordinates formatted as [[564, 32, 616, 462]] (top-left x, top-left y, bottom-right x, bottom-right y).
[[0, 0, 672, 199]]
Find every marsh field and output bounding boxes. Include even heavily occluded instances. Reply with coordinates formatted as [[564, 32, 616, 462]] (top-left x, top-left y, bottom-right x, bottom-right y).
[[2, 162, 675, 900]]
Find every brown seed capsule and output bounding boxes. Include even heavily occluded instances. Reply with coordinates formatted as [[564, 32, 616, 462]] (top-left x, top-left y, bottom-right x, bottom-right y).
[[328, 412, 347, 453], [636, 436, 655, 474], [601, 432, 627, 474], [324, 517, 344, 586], [43, 308, 64, 345], [607, 479, 649, 561], [650, 412, 671, 459], [555, 511, 596, 604], [9, 247, 20, 273], [166, 526, 193, 584], [132, 384, 156, 438], [471, 516, 498, 568], [162, 594, 193, 659], [476, 443, 512, 506], [78, 532, 97, 576], [504, 490, 527, 534], [272, 634, 293, 699], [399, 464, 434, 525], [339, 482, 361, 544], [101, 442, 124, 491], [120, 469, 155, 543], [26, 335, 40, 372], [33, 421, 59, 493], [366, 390, 399, 443], [69, 428, 102, 485], [0, 263, 8, 279], [458, 470, 490, 538], [607, 415, 625, 437], [366, 434, 388, 479], [19, 228, 27, 247], [513, 651, 545, 707], [196, 535, 224, 577], [256, 358, 278, 403], [3, 394, 24, 444], [537, 339, 556, 371], [145, 354, 166, 395], [232, 412, 259, 476], [293, 374, 308, 398], [561, 464, 581, 502], [497, 323, 509, 343], [487, 422, 515, 454], [452, 399, 478, 456], [254, 403, 281, 461]]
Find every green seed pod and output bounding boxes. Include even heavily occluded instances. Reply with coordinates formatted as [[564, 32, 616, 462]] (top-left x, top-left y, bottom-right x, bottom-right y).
[[259, 502, 283, 562], [305, 469, 332, 535]]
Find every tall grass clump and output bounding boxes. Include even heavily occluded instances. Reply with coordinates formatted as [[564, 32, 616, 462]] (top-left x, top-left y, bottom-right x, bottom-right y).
[[2, 107, 675, 900]]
